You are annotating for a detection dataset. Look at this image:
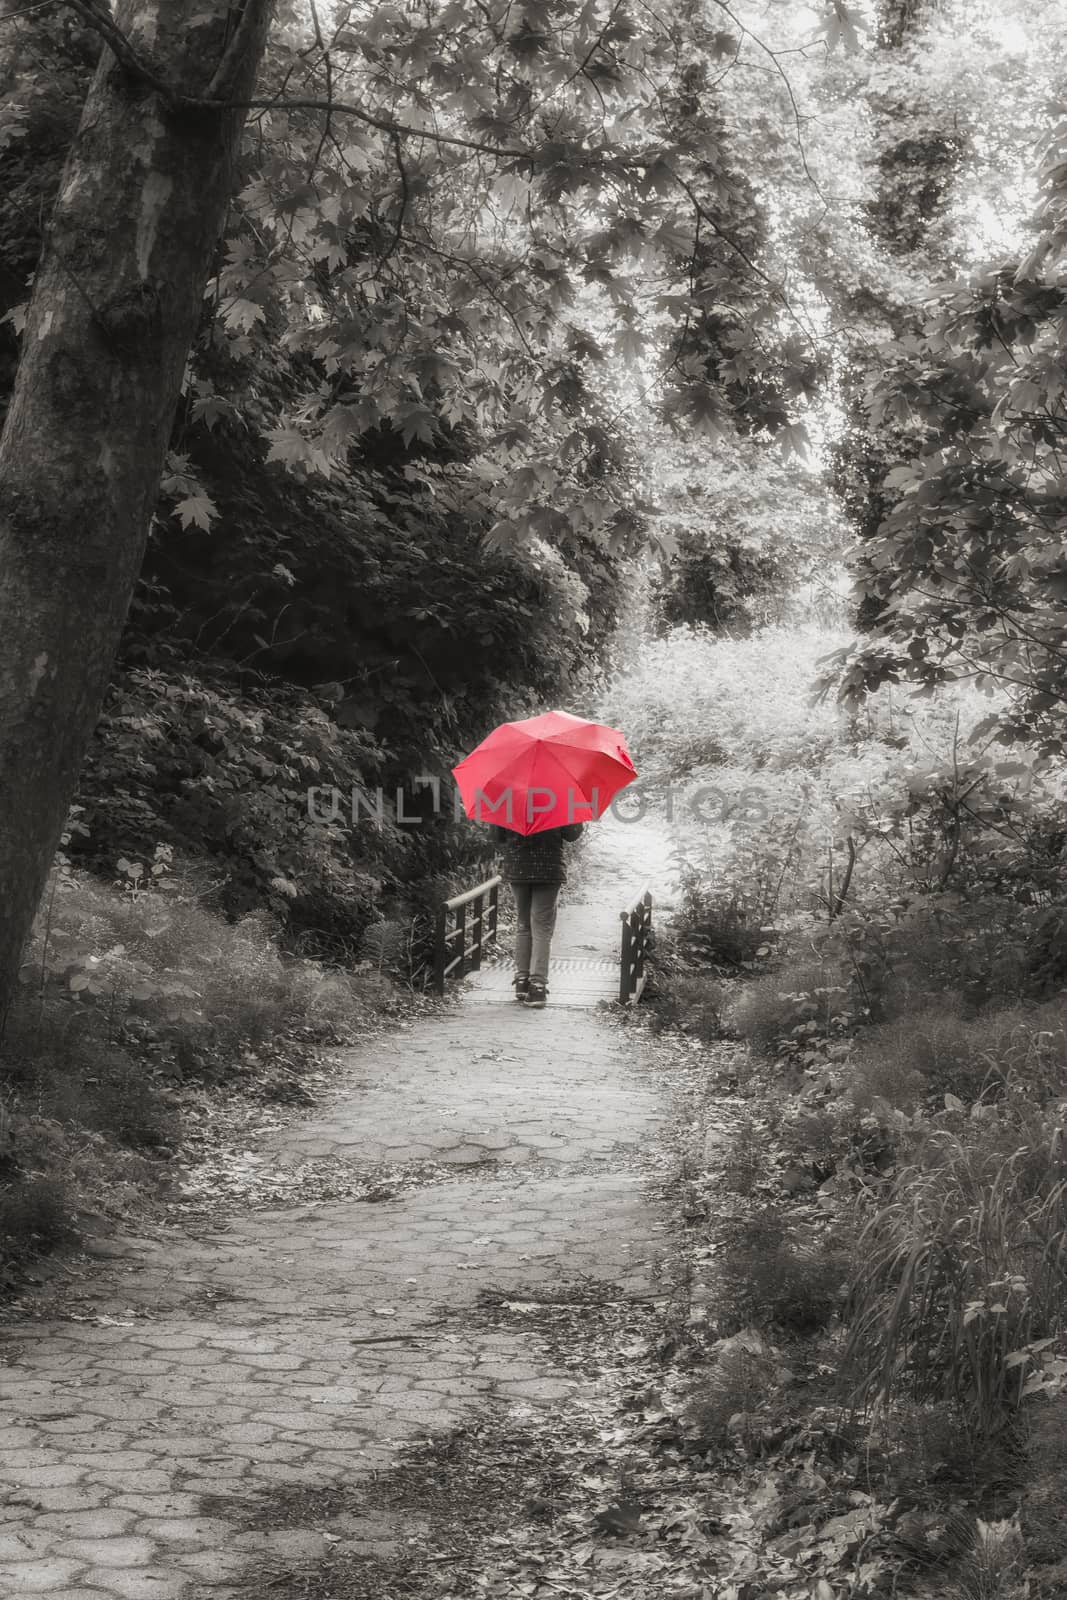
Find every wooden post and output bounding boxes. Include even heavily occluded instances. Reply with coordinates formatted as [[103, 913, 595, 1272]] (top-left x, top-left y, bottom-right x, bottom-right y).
[[470, 894, 484, 972], [488, 881, 499, 945], [637, 892, 651, 982], [619, 910, 632, 1005], [433, 903, 448, 995], [455, 900, 467, 980], [619, 892, 654, 1005]]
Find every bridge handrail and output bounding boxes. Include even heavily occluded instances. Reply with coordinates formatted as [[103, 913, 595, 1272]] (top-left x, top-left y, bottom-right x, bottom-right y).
[[434, 875, 502, 993]]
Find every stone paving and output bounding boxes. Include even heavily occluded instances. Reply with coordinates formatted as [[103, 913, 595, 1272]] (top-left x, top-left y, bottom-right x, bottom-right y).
[[0, 817, 676, 1598]]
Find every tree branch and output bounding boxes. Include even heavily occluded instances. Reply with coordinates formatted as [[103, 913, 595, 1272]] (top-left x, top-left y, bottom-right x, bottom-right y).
[[660, 162, 778, 290], [57, 0, 809, 347], [54, 0, 691, 178], [59, 2, 553, 155], [62, 0, 176, 96], [0, 1, 60, 22], [206, 0, 261, 100]]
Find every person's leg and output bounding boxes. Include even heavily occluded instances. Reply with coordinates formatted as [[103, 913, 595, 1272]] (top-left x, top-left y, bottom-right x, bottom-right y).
[[528, 882, 560, 984], [512, 882, 533, 981]]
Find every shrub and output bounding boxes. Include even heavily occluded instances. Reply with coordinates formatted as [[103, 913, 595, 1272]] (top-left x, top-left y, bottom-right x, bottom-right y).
[[679, 890, 769, 967], [1, 1007, 180, 1149], [21, 863, 378, 1067], [84, 1061, 178, 1151], [712, 1210, 851, 1336], [608, 603, 1067, 954], [1026, 898, 1067, 998], [731, 895, 1051, 1068], [855, 1003, 1067, 1112], [0, 844, 406, 1283], [857, 1008, 1004, 1107], [848, 1051, 928, 1117], [649, 970, 724, 1040], [861, 1400, 981, 1495], [675, 830, 793, 968], [1023, 1397, 1067, 1568], [777, 1107, 848, 1174], [605, 622, 848, 780], [732, 957, 850, 1056], [653, 537, 786, 636], [685, 1334, 787, 1449], [826, 897, 1035, 1026], [0, 1175, 72, 1270], [717, 1116, 768, 1196], [77, 669, 394, 961]]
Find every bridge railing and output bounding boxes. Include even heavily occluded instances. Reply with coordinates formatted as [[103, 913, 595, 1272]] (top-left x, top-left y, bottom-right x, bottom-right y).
[[433, 875, 502, 994], [619, 889, 653, 1005]]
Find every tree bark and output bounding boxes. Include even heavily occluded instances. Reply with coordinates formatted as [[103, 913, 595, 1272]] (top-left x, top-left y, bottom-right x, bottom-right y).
[[0, 0, 274, 1025]]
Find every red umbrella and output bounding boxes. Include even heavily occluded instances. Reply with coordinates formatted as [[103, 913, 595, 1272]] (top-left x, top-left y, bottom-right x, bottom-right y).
[[453, 710, 637, 835]]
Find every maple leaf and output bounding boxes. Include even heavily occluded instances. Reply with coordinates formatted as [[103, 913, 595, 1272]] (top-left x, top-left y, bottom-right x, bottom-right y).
[[266, 427, 313, 468], [640, 158, 676, 198], [159, 451, 195, 497], [608, 215, 647, 257], [501, 464, 543, 504], [0, 300, 28, 334], [222, 297, 266, 333], [311, 237, 349, 271], [683, 384, 726, 440], [652, 220, 693, 258], [190, 393, 239, 431], [172, 492, 218, 532], [778, 422, 810, 461], [567, 330, 606, 363], [614, 325, 647, 366], [821, 1, 867, 53], [394, 402, 438, 448]]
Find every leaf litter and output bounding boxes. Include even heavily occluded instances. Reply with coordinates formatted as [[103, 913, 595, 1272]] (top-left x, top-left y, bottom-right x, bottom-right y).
[[198, 1016, 974, 1600]]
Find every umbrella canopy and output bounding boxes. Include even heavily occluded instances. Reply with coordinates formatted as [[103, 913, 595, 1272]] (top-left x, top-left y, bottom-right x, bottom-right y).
[[453, 710, 637, 835]]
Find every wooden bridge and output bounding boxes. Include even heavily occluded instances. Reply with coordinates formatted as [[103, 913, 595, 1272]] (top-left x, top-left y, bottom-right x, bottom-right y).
[[434, 874, 654, 1010]]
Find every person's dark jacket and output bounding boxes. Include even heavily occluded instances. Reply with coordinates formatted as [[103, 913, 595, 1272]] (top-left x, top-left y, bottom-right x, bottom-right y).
[[490, 823, 584, 885]]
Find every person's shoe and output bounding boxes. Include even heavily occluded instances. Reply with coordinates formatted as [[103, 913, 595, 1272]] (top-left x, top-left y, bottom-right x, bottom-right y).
[[525, 979, 548, 1008], [513, 975, 530, 1002]]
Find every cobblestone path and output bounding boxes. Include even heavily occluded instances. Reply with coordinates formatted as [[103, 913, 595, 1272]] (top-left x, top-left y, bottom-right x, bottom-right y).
[[0, 817, 675, 1599]]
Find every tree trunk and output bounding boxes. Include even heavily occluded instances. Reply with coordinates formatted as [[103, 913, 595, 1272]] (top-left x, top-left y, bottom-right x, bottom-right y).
[[0, 0, 274, 1025]]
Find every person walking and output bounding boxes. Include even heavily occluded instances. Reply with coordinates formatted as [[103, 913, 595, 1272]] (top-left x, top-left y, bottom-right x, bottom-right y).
[[491, 822, 583, 1007], [453, 709, 635, 1006]]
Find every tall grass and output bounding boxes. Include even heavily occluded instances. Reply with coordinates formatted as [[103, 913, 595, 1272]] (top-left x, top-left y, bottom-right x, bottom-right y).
[[845, 1121, 1067, 1434]]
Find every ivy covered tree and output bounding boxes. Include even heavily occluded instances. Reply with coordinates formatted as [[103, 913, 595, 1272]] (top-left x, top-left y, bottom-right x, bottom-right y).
[[0, 0, 275, 1025], [826, 0, 968, 624]]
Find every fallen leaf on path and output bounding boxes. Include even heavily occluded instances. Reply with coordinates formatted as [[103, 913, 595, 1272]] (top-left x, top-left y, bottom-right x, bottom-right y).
[[68, 1314, 135, 1327], [593, 1499, 643, 1536]]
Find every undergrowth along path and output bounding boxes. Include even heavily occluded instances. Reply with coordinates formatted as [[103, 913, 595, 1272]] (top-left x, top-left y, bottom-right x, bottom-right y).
[[0, 817, 679, 1599]]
